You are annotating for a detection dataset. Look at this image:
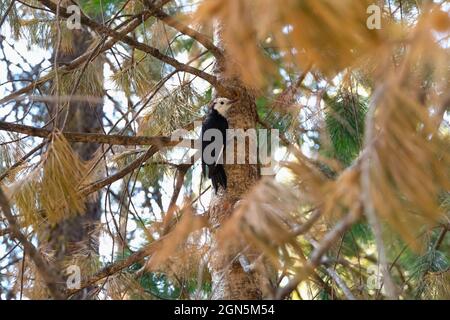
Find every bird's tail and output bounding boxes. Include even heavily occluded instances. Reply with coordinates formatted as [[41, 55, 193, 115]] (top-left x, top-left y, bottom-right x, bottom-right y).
[[208, 164, 227, 193]]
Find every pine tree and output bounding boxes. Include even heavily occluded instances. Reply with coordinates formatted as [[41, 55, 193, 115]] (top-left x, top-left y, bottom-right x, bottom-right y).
[[0, 0, 448, 300]]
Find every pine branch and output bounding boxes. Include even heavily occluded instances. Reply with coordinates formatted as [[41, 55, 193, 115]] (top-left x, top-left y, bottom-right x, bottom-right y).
[[308, 237, 357, 300], [0, 140, 46, 182], [144, 1, 223, 58], [0, 0, 15, 30], [0, 74, 52, 105], [37, 0, 229, 96], [1, 4, 145, 105], [66, 236, 166, 298], [361, 85, 398, 300], [434, 227, 448, 251], [323, 267, 357, 300], [0, 0, 228, 105], [0, 188, 64, 299], [80, 145, 159, 196], [291, 208, 322, 236], [161, 164, 191, 234], [0, 121, 197, 197], [0, 120, 186, 146], [275, 211, 360, 299], [270, 66, 311, 111], [0, 227, 10, 236], [257, 117, 336, 179]]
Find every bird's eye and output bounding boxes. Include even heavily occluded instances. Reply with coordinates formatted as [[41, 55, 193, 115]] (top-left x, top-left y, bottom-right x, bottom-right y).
[[220, 101, 224, 105]]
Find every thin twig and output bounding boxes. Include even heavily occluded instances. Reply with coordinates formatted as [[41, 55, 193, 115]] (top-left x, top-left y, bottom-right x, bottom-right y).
[[0, 140, 47, 182], [66, 234, 168, 297], [360, 85, 398, 300], [323, 267, 356, 300], [0, 0, 16, 30], [275, 211, 360, 299], [144, 0, 223, 58]]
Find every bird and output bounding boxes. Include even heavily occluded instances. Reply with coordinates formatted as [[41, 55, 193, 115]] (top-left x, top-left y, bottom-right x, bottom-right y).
[[201, 97, 237, 193]]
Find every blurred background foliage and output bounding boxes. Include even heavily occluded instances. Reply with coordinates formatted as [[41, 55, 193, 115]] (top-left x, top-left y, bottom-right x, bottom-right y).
[[0, 0, 448, 300]]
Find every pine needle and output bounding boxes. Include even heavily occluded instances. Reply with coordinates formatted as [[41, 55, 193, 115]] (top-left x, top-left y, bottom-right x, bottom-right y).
[[39, 132, 87, 225]]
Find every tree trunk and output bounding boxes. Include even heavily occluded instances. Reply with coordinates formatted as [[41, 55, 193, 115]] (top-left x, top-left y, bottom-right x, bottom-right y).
[[44, 27, 103, 299], [207, 38, 270, 299]]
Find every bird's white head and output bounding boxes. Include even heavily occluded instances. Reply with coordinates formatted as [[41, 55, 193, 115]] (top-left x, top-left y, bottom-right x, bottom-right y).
[[212, 97, 237, 117]]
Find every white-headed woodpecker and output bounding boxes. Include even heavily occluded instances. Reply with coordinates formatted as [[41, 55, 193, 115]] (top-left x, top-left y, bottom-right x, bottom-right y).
[[201, 97, 237, 193]]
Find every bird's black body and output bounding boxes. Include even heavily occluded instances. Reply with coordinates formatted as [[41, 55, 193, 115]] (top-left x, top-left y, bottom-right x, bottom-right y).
[[201, 107, 228, 193]]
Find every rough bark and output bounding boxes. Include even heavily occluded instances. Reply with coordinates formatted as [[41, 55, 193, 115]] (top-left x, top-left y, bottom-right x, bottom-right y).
[[207, 87, 263, 300], [42, 27, 103, 299], [207, 31, 270, 299]]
